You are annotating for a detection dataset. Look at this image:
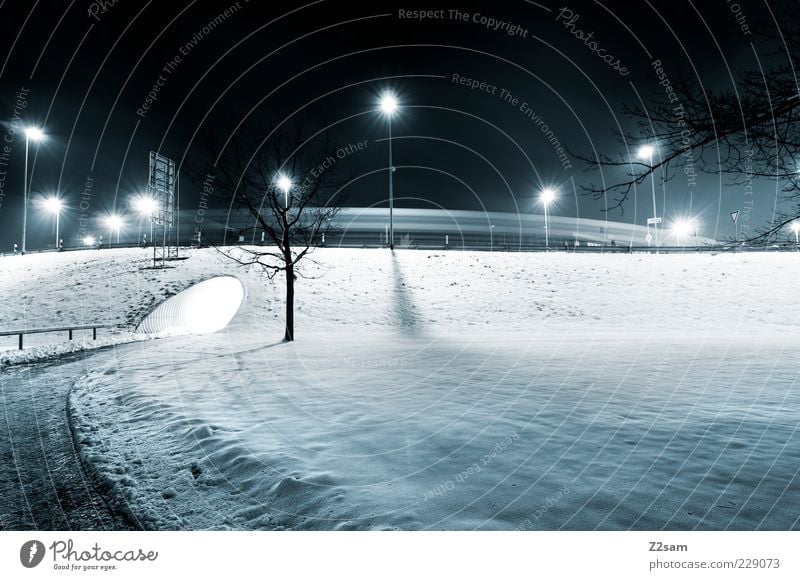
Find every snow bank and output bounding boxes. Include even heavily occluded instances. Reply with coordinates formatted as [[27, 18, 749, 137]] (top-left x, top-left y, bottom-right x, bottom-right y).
[[0, 331, 146, 367]]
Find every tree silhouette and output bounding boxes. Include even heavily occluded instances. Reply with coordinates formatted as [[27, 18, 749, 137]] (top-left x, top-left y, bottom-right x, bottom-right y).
[[572, 10, 800, 245], [190, 124, 346, 341]]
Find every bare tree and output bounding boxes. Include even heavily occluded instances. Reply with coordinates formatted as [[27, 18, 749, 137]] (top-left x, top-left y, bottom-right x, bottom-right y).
[[572, 10, 800, 245], [189, 125, 346, 341]]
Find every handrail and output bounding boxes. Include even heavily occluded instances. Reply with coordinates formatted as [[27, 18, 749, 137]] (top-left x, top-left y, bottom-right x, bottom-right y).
[[0, 324, 115, 350]]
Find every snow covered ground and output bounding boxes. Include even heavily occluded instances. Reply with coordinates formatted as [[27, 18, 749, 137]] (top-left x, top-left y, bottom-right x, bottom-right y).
[[3, 247, 800, 529], [0, 248, 226, 365]]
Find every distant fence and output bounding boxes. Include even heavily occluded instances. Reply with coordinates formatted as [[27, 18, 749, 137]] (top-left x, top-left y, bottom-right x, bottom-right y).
[[0, 324, 115, 350], [2, 238, 799, 259]]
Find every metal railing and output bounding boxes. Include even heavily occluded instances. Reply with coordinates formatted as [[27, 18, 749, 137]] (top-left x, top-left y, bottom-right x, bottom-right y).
[[0, 324, 115, 350], [2, 236, 799, 258]]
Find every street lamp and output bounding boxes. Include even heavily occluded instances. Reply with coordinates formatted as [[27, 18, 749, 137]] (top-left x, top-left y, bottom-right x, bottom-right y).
[[638, 144, 660, 247], [539, 187, 556, 249], [104, 214, 124, 244], [42, 196, 63, 249], [671, 218, 695, 246], [131, 194, 158, 246], [21, 126, 45, 254], [790, 221, 800, 247], [82, 235, 95, 246], [379, 91, 399, 250], [275, 174, 293, 208]]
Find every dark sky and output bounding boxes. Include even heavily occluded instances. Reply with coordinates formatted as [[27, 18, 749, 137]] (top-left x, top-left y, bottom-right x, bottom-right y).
[[0, 0, 791, 248]]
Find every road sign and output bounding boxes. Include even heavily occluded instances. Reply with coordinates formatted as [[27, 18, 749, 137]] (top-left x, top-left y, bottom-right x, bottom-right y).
[[647, 217, 662, 225], [730, 210, 739, 224], [645, 232, 653, 244]]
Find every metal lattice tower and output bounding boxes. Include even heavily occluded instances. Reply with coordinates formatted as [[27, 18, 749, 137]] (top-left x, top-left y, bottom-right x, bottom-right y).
[[148, 151, 178, 267]]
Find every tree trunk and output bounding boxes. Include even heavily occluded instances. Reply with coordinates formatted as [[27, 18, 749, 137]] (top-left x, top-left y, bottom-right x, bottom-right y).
[[284, 258, 294, 342]]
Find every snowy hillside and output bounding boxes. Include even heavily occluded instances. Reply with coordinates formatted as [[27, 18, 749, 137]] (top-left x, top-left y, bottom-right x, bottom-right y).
[[2, 246, 798, 338], [3, 248, 800, 530]]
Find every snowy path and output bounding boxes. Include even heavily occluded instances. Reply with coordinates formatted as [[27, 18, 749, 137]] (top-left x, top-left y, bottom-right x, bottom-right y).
[[0, 351, 137, 530], [69, 328, 800, 530]]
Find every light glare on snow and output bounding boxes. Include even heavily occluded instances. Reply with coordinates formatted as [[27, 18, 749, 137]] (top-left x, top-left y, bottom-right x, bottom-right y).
[[136, 276, 245, 335]]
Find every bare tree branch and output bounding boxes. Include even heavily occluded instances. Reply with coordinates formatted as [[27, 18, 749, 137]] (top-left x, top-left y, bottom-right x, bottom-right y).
[[186, 121, 349, 341], [571, 8, 800, 232]]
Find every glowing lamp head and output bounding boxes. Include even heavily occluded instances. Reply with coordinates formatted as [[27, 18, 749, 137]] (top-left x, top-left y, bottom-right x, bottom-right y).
[[132, 195, 158, 217], [539, 188, 556, 205], [790, 221, 800, 234], [379, 92, 399, 116], [83, 235, 95, 246], [25, 127, 45, 142], [43, 197, 62, 213], [672, 218, 696, 239], [637, 145, 655, 160], [105, 214, 124, 231], [275, 174, 293, 194]]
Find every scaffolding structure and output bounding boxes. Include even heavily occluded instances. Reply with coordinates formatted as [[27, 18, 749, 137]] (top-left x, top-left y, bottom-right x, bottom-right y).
[[148, 151, 178, 267]]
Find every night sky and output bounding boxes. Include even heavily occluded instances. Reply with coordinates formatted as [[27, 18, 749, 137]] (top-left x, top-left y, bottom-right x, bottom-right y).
[[0, 0, 789, 249]]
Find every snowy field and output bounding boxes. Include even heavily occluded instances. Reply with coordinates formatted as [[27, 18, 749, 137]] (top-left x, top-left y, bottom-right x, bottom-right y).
[[3, 247, 800, 529]]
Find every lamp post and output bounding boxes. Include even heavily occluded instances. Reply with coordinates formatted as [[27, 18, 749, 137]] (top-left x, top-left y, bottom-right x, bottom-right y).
[[42, 196, 63, 249], [791, 222, 800, 248], [21, 126, 45, 254], [638, 145, 659, 247], [131, 194, 158, 246], [274, 174, 293, 246], [379, 92, 399, 250], [276, 174, 292, 208], [539, 188, 556, 249], [105, 214, 123, 244]]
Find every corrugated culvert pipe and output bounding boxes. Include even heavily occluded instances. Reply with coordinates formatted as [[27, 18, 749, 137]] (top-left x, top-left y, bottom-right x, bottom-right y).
[[136, 276, 245, 335]]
